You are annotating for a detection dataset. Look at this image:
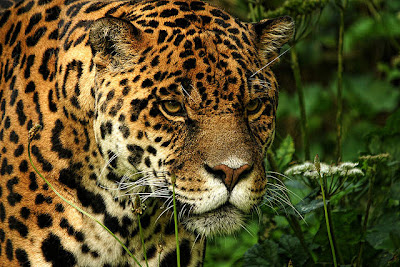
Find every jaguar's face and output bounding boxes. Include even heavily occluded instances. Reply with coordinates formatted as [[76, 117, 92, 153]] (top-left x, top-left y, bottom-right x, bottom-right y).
[[90, 0, 293, 236]]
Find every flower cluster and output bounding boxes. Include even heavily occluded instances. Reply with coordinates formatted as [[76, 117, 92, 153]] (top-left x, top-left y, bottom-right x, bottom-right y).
[[285, 161, 364, 178]]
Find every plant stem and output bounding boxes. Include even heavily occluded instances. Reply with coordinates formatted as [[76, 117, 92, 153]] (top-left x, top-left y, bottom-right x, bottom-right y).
[[290, 45, 310, 161], [28, 141, 142, 267], [137, 214, 149, 267], [356, 166, 376, 267], [317, 173, 338, 267], [327, 204, 344, 264], [172, 176, 181, 267], [335, 0, 347, 163]]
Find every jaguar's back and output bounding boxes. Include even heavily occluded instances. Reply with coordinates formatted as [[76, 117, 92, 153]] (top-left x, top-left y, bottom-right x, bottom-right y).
[[0, 0, 293, 266]]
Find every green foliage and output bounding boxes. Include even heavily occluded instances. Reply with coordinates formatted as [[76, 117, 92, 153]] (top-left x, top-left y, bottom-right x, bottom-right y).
[[275, 135, 295, 171], [367, 212, 400, 252], [344, 12, 400, 53], [243, 239, 281, 267], [204, 221, 258, 267], [205, 0, 400, 266]]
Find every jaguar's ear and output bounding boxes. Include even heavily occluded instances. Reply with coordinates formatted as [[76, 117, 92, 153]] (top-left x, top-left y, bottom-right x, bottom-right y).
[[252, 16, 294, 64], [89, 17, 142, 70]]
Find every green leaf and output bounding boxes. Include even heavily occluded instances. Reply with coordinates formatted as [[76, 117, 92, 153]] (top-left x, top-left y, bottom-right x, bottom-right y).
[[313, 210, 363, 262], [366, 213, 400, 252], [344, 13, 400, 52], [278, 235, 308, 266], [383, 109, 400, 136], [295, 198, 325, 215], [367, 109, 400, 161], [243, 240, 282, 267], [243, 235, 309, 267], [276, 135, 295, 171], [343, 75, 400, 115], [284, 188, 324, 216]]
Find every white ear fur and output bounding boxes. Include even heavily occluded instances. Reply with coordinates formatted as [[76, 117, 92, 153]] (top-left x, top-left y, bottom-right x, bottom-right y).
[[89, 17, 142, 69], [253, 16, 294, 63]]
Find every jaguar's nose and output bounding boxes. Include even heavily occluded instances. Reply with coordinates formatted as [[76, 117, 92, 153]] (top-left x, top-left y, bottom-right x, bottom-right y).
[[206, 163, 252, 191]]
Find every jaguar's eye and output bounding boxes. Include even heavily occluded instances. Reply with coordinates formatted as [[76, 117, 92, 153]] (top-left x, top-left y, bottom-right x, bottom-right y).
[[246, 98, 263, 115], [161, 100, 184, 116]]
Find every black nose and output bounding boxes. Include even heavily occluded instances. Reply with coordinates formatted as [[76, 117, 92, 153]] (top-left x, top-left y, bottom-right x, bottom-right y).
[[205, 164, 252, 191]]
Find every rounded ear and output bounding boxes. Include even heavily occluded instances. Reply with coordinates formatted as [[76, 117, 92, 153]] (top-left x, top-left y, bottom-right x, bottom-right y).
[[252, 16, 294, 64], [89, 17, 142, 70]]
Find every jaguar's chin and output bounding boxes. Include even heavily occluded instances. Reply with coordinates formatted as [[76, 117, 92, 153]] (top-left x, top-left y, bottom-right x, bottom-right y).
[[182, 204, 245, 237]]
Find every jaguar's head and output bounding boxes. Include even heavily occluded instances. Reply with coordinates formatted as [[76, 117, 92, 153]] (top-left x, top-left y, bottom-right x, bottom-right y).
[[89, 0, 293, 236]]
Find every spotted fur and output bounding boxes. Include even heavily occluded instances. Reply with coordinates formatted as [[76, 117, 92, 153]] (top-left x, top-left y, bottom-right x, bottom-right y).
[[0, 0, 293, 266]]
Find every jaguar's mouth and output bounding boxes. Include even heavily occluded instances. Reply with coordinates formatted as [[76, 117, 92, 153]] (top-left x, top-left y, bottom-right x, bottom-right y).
[[182, 204, 245, 236]]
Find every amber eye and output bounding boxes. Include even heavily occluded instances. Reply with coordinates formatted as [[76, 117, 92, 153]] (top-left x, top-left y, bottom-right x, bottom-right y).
[[246, 98, 263, 115], [161, 100, 184, 116]]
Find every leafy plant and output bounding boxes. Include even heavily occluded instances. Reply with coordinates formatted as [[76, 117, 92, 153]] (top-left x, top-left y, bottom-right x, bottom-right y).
[[205, 0, 400, 265]]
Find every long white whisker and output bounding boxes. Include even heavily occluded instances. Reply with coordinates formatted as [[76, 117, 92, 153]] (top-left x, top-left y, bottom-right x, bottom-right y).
[[239, 223, 254, 238], [191, 233, 202, 251], [266, 171, 294, 181], [267, 189, 304, 220], [253, 205, 262, 225], [260, 198, 279, 215], [250, 46, 291, 78], [179, 204, 187, 221], [267, 182, 292, 201], [155, 204, 174, 224], [99, 151, 119, 179], [266, 179, 303, 201], [180, 85, 194, 101]]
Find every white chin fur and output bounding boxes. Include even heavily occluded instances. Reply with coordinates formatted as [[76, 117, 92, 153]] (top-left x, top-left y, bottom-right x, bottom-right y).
[[182, 205, 244, 237]]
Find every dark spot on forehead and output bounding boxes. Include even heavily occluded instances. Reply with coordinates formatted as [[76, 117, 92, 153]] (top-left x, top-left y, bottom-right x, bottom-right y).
[[160, 8, 178, 17]]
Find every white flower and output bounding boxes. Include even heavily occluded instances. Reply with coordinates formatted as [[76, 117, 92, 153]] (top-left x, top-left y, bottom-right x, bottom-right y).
[[284, 161, 364, 178]]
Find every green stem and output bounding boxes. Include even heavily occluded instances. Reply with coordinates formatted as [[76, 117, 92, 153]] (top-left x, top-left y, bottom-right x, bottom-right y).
[[327, 204, 344, 264], [172, 177, 181, 267], [290, 45, 310, 161], [138, 214, 149, 267], [336, 0, 347, 163], [28, 141, 142, 267], [318, 173, 338, 267]]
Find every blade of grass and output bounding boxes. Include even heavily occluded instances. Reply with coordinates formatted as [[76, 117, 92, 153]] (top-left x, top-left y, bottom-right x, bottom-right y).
[[137, 214, 149, 267], [171, 173, 181, 267], [134, 196, 149, 267], [28, 125, 142, 267]]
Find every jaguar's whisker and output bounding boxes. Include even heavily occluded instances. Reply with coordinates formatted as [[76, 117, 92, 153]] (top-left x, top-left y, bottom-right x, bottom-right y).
[[266, 171, 294, 181], [250, 46, 291, 78], [191, 233, 202, 252], [155, 204, 174, 224], [239, 222, 254, 238]]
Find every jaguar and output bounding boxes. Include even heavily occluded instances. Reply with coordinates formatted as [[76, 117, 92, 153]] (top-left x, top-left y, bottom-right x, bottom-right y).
[[0, 0, 293, 266]]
